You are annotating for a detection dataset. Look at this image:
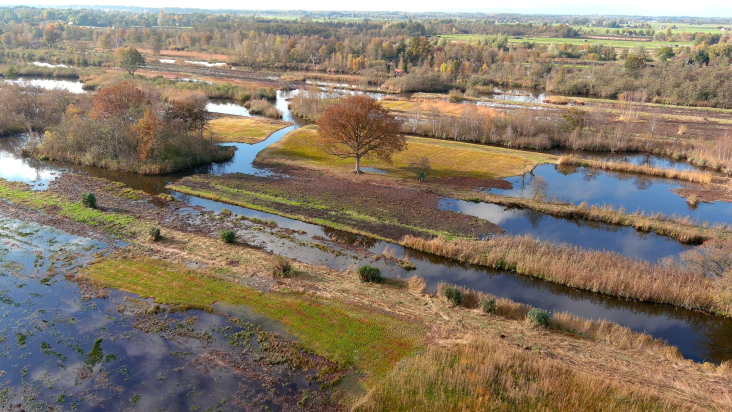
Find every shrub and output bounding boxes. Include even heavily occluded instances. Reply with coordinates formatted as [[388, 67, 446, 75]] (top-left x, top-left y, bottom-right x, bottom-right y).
[[81, 192, 97, 209], [527, 308, 550, 327], [3, 66, 19, 80], [479, 298, 496, 313], [443, 286, 462, 306], [448, 89, 464, 103], [148, 226, 162, 242], [358, 265, 382, 283], [220, 230, 236, 244], [272, 255, 294, 278]]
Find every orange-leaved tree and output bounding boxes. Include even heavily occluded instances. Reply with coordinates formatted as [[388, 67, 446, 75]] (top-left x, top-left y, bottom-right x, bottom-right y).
[[317, 94, 405, 174]]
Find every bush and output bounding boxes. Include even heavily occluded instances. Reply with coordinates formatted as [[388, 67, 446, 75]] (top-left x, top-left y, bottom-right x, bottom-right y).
[[358, 265, 382, 283], [479, 298, 496, 313], [272, 255, 294, 278], [3, 66, 19, 80], [220, 230, 236, 244], [148, 226, 162, 242], [443, 286, 462, 306], [81, 192, 97, 209], [448, 89, 464, 103], [527, 308, 550, 327]]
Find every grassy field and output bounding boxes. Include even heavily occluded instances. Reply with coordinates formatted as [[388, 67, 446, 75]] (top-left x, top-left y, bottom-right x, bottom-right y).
[[208, 117, 292, 144], [84, 255, 423, 376], [441, 33, 693, 49], [259, 125, 557, 179]]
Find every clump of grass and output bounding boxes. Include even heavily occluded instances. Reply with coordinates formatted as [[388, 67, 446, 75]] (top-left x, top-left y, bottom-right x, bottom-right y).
[[81, 192, 97, 209], [543, 95, 570, 105], [686, 194, 700, 207], [220, 230, 236, 244], [220, 208, 232, 217], [358, 265, 383, 283], [398, 256, 416, 271], [272, 256, 295, 278], [148, 226, 162, 242], [442, 286, 462, 306], [407, 275, 426, 294], [246, 98, 282, 118], [678, 124, 688, 135], [527, 308, 550, 327]]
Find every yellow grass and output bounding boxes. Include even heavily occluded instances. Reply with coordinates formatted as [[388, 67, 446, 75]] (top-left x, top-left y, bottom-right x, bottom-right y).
[[559, 156, 714, 184], [380, 98, 498, 117], [207, 117, 291, 144], [259, 125, 557, 179]]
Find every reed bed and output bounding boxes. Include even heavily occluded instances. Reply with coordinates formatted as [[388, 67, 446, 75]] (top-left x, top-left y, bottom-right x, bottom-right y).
[[356, 335, 687, 411], [434, 281, 682, 359], [559, 156, 714, 184], [404, 235, 729, 315], [461, 191, 732, 244]]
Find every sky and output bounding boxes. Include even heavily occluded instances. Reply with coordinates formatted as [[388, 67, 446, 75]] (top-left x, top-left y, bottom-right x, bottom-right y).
[[3, 0, 732, 18]]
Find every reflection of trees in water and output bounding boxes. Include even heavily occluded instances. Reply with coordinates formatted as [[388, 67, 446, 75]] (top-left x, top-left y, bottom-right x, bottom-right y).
[[522, 208, 546, 228], [323, 226, 377, 249]]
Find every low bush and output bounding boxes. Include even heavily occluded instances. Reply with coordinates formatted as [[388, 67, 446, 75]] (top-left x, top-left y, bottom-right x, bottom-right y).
[[272, 255, 295, 278], [148, 226, 162, 242], [220, 230, 236, 244], [358, 265, 382, 283], [527, 308, 550, 327], [479, 298, 496, 314], [81, 192, 97, 209], [443, 286, 463, 306]]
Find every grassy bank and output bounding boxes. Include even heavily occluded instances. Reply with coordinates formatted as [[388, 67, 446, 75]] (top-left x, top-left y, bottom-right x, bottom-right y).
[[83, 255, 423, 376], [259, 125, 557, 179], [559, 156, 715, 184], [402, 235, 732, 316], [208, 116, 291, 144], [357, 336, 683, 411]]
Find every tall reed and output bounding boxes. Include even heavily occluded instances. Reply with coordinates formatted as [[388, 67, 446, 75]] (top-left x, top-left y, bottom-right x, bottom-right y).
[[403, 235, 728, 315], [559, 156, 714, 184]]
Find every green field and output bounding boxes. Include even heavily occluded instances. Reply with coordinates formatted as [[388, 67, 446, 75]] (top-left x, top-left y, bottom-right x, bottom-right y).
[[442, 33, 693, 49]]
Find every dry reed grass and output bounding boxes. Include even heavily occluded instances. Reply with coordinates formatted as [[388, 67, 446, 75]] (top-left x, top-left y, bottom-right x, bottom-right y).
[[543, 95, 570, 105], [434, 281, 682, 359], [559, 156, 713, 184], [403, 235, 729, 315], [355, 335, 688, 411]]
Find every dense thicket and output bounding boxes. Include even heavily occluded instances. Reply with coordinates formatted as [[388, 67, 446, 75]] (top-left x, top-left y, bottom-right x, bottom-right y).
[[12, 82, 234, 174]]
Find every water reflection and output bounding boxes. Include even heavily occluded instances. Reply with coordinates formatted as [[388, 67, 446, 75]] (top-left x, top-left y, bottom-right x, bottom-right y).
[[488, 163, 732, 224], [439, 198, 692, 261]]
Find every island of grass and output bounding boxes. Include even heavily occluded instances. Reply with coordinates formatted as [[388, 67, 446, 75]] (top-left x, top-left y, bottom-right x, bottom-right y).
[[208, 116, 292, 144], [168, 126, 556, 242], [257, 125, 556, 179]]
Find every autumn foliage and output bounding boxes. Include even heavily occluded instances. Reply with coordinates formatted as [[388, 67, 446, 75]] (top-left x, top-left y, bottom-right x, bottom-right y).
[[28, 82, 233, 174], [317, 94, 405, 173]]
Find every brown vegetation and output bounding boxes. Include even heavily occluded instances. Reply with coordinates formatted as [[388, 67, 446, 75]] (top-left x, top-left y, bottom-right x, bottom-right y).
[[23, 82, 234, 174], [402, 235, 732, 315], [558, 156, 714, 184]]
